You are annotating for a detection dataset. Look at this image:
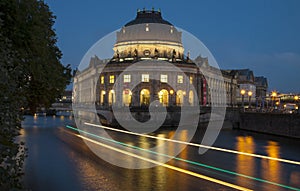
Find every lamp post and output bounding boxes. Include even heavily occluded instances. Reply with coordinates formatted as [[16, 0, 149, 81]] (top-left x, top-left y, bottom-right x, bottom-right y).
[[240, 89, 246, 112], [294, 95, 299, 103], [248, 91, 253, 109], [271, 91, 277, 108]]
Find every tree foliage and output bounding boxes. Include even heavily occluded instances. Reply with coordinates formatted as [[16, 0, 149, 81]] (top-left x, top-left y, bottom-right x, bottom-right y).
[[0, 0, 71, 189]]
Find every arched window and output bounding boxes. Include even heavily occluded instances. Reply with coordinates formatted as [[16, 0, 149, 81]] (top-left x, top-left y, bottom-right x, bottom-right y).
[[108, 90, 115, 105], [122, 89, 132, 106], [100, 90, 106, 105], [189, 90, 194, 106], [159, 89, 169, 106], [140, 89, 150, 106], [176, 90, 185, 106]]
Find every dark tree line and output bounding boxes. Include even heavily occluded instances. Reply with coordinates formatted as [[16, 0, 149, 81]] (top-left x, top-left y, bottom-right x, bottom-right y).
[[0, 0, 72, 189]]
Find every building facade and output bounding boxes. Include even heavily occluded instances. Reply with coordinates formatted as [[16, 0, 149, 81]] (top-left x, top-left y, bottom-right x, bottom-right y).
[[73, 9, 238, 109]]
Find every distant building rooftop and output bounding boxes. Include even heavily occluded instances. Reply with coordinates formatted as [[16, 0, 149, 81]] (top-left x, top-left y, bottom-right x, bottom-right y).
[[255, 76, 268, 87]]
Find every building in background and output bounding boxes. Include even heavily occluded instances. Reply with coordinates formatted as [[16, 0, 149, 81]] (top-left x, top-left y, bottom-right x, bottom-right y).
[[226, 69, 256, 106], [74, 9, 238, 109]]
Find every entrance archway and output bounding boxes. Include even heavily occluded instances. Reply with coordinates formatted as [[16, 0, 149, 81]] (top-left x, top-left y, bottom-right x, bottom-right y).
[[100, 90, 106, 105], [108, 90, 115, 105], [122, 89, 132, 106], [176, 90, 185, 106], [140, 89, 150, 106], [159, 89, 169, 106], [189, 90, 194, 106]]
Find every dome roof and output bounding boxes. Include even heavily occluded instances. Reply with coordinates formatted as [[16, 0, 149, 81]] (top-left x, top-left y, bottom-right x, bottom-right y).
[[113, 9, 184, 60], [116, 23, 182, 44], [125, 9, 172, 26]]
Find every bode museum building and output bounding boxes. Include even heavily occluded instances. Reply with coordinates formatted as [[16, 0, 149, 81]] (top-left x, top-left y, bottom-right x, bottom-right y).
[[73, 9, 246, 113]]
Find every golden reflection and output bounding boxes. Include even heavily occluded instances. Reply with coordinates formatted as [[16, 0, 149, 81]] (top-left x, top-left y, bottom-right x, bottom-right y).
[[178, 130, 188, 169], [235, 136, 256, 186], [261, 141, 281, 186], [33, 113, 38, 120], [60, 115, 65, 120], [155, 133, 167, 187], [137, 136, 151, 189], [19, 128, 26, 137], [168, 131, 176, 159]]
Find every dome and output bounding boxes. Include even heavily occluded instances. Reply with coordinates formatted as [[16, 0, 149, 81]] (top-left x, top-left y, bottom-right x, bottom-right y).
[[116, 23, 182, 44], [113, 9, 184, 59]]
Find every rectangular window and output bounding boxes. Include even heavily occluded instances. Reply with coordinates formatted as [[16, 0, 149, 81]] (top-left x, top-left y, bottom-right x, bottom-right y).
[[142, 74, 149, 82], [190, 76, 193, 84], [124, 74, 131, 83], [109, 75, 115, 83], [177, 75, 183, 83], [100, 76, 104, 84], [160, 74, 168, 83]]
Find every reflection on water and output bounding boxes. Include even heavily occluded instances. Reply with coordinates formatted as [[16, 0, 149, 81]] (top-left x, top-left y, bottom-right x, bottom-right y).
[[235, 136, 256, 186], [22, 114, 300, 191], [261, 141, 282, 188]]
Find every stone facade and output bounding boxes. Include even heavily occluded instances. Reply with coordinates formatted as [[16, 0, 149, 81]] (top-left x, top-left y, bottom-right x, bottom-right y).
[[73, 10, 238, 109]]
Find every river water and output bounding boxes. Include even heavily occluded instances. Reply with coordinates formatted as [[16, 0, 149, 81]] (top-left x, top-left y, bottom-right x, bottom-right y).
[[20, 115, 300, 191]]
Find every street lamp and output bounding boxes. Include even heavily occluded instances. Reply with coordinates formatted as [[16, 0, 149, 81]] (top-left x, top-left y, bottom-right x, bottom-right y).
[[294, 95, 299, 102], [271, 91, 277, 108], [248, 91, 253, 109], [240, 89, 246, 111]]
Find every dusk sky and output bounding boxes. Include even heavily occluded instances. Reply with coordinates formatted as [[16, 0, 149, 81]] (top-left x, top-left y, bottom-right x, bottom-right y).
[[45, 0, 300, 93]]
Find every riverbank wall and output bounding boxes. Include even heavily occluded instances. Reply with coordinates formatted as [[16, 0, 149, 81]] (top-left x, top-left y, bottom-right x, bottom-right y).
[[239, 112, 300, 138]]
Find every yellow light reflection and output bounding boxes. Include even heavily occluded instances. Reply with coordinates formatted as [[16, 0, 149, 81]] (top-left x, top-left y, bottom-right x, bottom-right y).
[[236, 136, 256, 187], [261, 141, 281, 186], [77, 134, 252, 191], [33, 113, 37, 120], [155, 133, 167, 190]]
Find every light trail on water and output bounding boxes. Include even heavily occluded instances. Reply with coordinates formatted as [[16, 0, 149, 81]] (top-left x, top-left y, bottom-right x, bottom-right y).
[[71, 130, 253, 191], [66, 125, 300, 191], [84, 122, 300, 166]]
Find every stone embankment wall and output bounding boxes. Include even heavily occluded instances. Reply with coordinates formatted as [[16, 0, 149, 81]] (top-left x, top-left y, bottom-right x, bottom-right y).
[[239, 112, 300, 138]]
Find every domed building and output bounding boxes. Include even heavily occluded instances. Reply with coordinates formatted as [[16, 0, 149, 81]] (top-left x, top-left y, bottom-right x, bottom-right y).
[[73, 9, 238, 125]]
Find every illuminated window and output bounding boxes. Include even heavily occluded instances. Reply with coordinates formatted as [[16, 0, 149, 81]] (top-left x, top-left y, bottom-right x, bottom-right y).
[[159, 89, 169, 106], [109, 75, 115, 83], [124, 74, 131, 83], [100, 76, 104, 84], [140, 89, 150, 105], [145, 24, 149, 32], [142, 74, 149, 82], [160, 74, 168, 83], [100, 90, 106, 105], [170, 26, 174, 34], [190, 76, 193, 84], [122, 89, 132, 106], [108, 90, 115, 105], [177, 75, 183, 83]]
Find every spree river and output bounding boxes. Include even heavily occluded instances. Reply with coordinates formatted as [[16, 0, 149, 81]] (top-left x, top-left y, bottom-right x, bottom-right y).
[[20, 115, 300, 191]]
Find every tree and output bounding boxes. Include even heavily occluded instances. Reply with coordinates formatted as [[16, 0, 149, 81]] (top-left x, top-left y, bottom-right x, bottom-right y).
[[0, 0, 71, 189], [15, 0, 72, 114], [0, 1, 26, 189]]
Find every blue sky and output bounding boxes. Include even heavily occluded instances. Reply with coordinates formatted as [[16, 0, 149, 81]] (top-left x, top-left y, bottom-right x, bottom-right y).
[[45, 0, 300, 93]]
